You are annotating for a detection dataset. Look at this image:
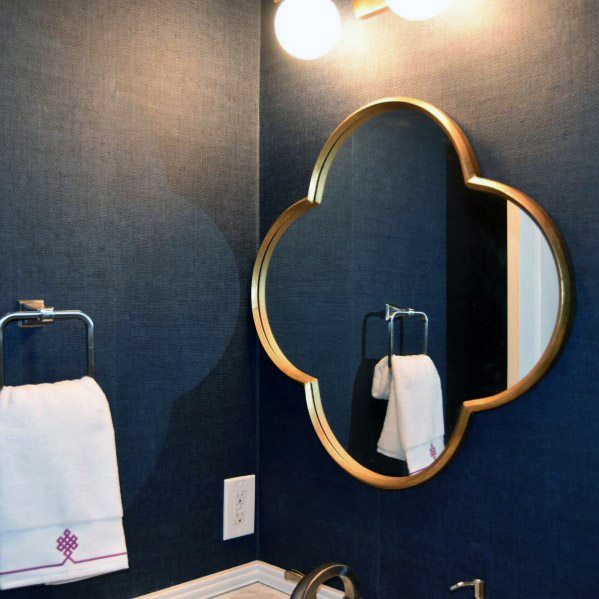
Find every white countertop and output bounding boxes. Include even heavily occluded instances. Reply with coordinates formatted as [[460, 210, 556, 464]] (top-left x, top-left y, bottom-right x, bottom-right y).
[[217, 582, 288, 598], [137, 561, 344, 599]]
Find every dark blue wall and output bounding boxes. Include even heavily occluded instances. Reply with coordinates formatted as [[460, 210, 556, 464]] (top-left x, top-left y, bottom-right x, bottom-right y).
[[258, 1, 599, 597], [2, 1, 598, 597], [0, 1, 259, 597]]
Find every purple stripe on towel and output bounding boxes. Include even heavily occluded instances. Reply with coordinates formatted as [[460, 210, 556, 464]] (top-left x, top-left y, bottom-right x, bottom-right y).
[[0, 553, 127, 576]]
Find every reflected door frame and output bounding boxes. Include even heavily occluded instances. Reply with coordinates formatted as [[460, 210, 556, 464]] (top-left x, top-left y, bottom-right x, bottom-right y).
[[507, 204, 560, 387]]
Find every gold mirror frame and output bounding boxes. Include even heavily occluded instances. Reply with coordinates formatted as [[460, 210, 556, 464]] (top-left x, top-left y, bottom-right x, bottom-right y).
[[252, 97, 573, 489]]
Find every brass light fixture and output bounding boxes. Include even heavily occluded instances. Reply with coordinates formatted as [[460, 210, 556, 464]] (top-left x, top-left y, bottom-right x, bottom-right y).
[[274, 1, 452, 61]]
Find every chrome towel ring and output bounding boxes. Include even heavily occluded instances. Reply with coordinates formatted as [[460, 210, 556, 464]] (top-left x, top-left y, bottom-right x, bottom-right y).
[[0, 300, 95, 387]]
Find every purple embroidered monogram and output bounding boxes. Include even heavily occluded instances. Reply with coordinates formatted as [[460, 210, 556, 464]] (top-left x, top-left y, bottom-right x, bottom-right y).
[[56, 529, 79, 558], [429, 444, 438, 460]]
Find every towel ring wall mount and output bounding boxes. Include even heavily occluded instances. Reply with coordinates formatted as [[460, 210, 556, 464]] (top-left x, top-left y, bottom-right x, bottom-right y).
[[0, 300, 95, 387], [252, 97, 573, 490]]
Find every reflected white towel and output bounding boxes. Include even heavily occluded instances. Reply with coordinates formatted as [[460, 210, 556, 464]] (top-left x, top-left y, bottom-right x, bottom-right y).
[[371, 357, 392, 400], [377, 355, 445, 473], [372, 357, 405, 460], [0, 377, 128, 589]]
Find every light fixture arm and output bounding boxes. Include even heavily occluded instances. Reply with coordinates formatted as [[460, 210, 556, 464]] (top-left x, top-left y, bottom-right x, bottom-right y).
[[273, 0, 388, 19], [275, 1, 451, 21], [353, 0, 389, 18]]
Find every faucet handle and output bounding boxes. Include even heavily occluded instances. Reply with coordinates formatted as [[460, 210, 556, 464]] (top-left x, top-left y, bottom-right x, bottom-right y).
[[450, 579, 485, 599]]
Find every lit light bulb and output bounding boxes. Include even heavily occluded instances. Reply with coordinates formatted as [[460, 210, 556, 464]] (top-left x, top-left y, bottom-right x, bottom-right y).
[[386, 0, 452, 21], [275, 0, 341, 60]]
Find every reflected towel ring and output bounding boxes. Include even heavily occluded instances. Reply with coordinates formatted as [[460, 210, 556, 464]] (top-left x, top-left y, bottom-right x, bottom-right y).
[[386, 304, 429, 366]]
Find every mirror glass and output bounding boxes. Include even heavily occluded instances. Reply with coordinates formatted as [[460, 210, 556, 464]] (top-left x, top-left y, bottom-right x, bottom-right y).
[[266, 109, 560, 477]]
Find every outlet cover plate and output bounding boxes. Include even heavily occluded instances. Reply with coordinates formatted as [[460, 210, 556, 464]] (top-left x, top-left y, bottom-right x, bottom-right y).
[[223, 475, 255, 540]]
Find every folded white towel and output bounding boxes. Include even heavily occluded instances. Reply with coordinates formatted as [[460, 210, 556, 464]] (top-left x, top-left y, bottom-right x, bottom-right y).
[[377, 355, 445, 473], [0, 377, 128, 589]]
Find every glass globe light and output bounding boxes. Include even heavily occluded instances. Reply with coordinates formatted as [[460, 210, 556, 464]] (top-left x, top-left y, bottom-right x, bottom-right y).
[[386, 0, 452, 21], [275, 0, 341, 60]]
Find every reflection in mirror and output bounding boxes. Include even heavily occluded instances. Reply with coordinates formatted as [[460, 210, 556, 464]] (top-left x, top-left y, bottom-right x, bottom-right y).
[[266, 109, 559, 478]]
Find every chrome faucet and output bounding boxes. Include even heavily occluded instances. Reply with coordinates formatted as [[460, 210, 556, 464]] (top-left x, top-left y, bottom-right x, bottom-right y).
[[289, 563, 360, 599], [450, 579, 485, 599]]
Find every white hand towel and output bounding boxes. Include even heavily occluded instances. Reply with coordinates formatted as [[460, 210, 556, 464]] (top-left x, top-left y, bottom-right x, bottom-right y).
[[377, 355, 445, 473], [0, 377, 128, 589]]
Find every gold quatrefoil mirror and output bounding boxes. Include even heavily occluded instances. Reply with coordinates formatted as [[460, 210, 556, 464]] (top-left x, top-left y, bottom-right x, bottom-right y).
[[252, 98, 572, 489]]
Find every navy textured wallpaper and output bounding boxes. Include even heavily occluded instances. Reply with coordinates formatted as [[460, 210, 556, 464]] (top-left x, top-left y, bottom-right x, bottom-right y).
[[259, 1, 598, 597], [1, 1, 598, 597], [0, 1, 259, 597]]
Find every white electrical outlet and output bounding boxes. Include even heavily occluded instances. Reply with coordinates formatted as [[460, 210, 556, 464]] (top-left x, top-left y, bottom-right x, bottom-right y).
[[223, 474, 255, 540]]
